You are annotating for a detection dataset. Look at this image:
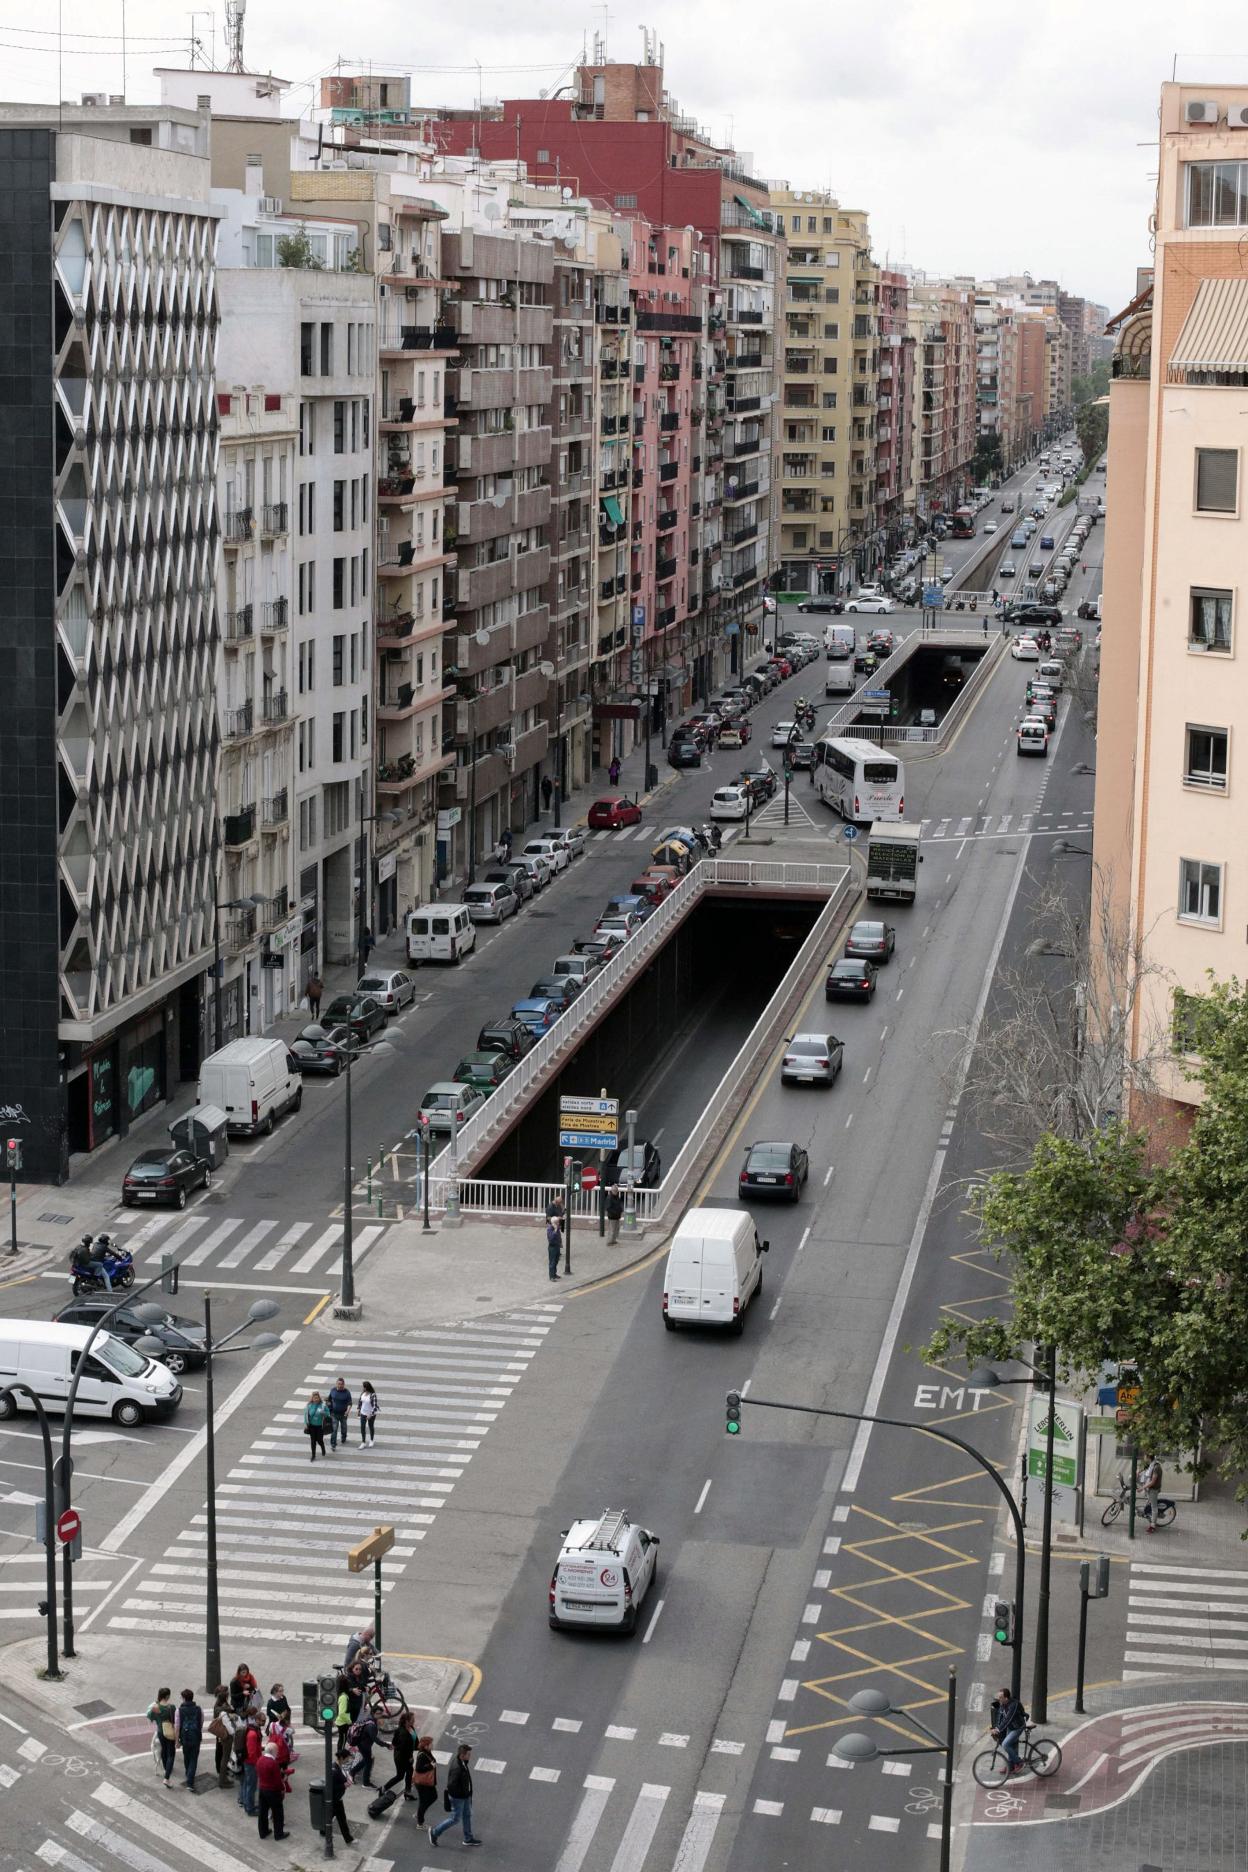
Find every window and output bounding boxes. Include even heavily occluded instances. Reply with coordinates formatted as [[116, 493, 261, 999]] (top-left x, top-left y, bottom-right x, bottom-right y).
[[822, 216, 834, 234], [333, 401, 346, 454], [298, 401, 315, 457], [323, 780, 350, 835], [1171, 987, 1204, 1055], [826, 252, 840, 268], [333, 558, 345, 609], [299, 794, 318, 852], [1179, 857, 1222, 925], [332, 634, 345, 685], [821, 425, 837, 442], [333, 481, 345, 531], [320, 322, 333, 375], [614, 191, 637, 209], [1190, 587, 1233, 652], [824, 322, 839, 339], [332, 713, 345, 763], [350, 632, 359, 682], [300, 322, 314, 376], [1195, 447, 1237, 514], [1185, 724, 1229, 790], [1186, 160, 1248, 228]]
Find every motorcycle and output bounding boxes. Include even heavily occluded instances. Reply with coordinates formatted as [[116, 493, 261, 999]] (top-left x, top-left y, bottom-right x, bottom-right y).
[[70, 1233, 135, 1296], [700, 822, 723, 853]]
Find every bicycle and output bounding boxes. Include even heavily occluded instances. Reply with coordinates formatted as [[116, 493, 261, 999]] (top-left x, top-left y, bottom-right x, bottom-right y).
[[1100, 1471, 1176, 1529], [972, 1721, 1062, 1790], [334, 1655, 409, 1737]]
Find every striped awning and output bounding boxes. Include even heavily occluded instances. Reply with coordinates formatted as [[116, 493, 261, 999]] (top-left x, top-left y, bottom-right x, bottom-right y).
[[1169, 277, 1248, 380]]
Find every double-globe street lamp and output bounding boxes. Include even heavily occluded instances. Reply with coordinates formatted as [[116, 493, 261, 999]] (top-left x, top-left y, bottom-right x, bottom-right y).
[[834, 1674, 958, 1872], [214, 889, 269, 1051]]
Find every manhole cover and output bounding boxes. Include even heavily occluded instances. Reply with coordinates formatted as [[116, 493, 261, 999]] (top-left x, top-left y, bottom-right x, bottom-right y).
[[39, 1213, 73, 1225], [74, 1698, 114, 1719]]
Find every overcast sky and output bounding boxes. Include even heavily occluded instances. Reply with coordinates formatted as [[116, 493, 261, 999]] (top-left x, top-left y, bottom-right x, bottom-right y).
[[10, 0, 1248, 309]]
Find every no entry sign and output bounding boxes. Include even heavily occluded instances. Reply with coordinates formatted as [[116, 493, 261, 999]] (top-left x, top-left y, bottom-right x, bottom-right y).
[[56, 1508, 81, 1544]]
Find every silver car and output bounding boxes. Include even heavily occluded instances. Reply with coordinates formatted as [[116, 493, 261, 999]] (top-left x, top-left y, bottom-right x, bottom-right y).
[[355, 969, 416, 1014], [780, 1032, 845, 1086], [548, 825, 588, 860]]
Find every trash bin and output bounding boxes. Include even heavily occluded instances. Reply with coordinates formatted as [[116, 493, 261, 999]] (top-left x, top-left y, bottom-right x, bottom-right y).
[[168, 1103, 230, 1170], [308, 1777, 326, 1831], [646, 763, 659, 791]]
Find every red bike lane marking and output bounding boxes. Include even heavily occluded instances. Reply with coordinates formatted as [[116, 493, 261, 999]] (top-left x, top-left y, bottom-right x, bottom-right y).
[[971, 1700, 1248, 1827]]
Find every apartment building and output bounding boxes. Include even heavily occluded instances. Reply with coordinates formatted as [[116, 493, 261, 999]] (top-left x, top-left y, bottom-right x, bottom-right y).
[[910, 283, 977, 517], [0, 102, 219, 1178], [1094, 81, 1248, 1140], [876, 270, 916, 538]]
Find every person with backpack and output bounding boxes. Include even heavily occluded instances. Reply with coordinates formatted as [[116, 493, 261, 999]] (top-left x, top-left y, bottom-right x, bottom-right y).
[[358, 1380, 379, 1447], [175, 1688, 204, 1793], [146, 1687, 177, 1787], [1140, 1455, 1164, 1533], [209, 1687, 236, 1788], [347, 1711, 381, 1788], [304, 1390, 331, 1461]]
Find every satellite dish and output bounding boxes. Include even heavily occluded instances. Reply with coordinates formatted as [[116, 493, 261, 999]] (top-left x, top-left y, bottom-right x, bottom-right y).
[[483, 202, 502, 223], [474, 630, 491, 647]]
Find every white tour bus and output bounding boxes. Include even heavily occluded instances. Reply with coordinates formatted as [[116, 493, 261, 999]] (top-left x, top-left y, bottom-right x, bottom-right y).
[[813, 735, 905, 823]]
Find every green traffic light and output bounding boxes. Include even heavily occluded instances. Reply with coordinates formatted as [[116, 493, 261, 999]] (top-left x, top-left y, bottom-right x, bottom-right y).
[[726, 1419, 740, 1434], [726, 1390, 742, 1435], [321, 1706, 335, 1721]]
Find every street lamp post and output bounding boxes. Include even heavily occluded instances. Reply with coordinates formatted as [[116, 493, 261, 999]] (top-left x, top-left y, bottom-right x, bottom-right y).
[[0, 1383, 61, 1679], [355, 784, 402, 976], [201, 1294, 281, 1692], [213, 890, 267, 1052], [340, 1036, 398, 1309], [835, 1674, 958, 1872], [970, 1350, 1060, 1723], [538, 661, 564, 828]]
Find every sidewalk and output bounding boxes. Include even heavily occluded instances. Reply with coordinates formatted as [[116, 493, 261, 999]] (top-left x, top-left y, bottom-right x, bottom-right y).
[[6, 1630, 464, 1872]]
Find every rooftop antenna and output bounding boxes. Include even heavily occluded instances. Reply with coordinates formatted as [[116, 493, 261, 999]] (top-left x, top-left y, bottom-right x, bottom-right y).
[[225, 0, 245, 73], [597, 4, 610, 61]]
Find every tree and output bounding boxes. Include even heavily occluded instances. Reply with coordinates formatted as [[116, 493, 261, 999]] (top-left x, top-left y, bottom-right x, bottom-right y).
[[973, 432, 1003, 483], [940, 863, 1171, 1170], [276, 225, 324, 270], [1074, 399, 1108, 467]]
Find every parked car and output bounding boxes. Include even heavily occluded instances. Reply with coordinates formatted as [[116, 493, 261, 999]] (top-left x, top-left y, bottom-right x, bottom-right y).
[[465, 880, 520, 924], [552, 951, 603, 986], [287, 1023, 359, 1075], [476, 1016, 536, 1063], [530, 976, 582, 1010], [710, 785, 750, 821], [510, 996, 564, 1035], [739, 1139, 810, 1203], [121, 1147, 211, 1210], [53, 1299, 207, 1375], [593, 913, 643, 944], [484, 863, 532, 903], [506, 853, 551, 892], [548, 824, 588, 860], [418, 1081, 488, 1132], [452, 1051, 515, 1092], [573, 933, 624, 966], [780, 1032, 845, 1087], [630, 871, 675, 904], [603, 1138, 662, 1188], [523, 837, 569, 874], [322, 993, 388, 1042], [825, 957, 877, 1001], [845, 919, 896, 964], [603, 893, 656, 924], [667, 737, 703, 769], [354, 969, 416, 1014], [587, 794, 642, 831]]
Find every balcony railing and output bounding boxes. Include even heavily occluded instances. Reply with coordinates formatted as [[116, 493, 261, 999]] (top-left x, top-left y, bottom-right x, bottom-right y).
[[223, 604, 254, 643], [260, 502, 288, 536], [660, 411, 680, 432], [261, 790, 289, 830], [224, 509, 254, 545], [261, 689, 289, 726], [657, 510, 678, 532], [382, 323, 457, 352], [659, 461, 679, 483], [224, 700, 253, 741], [659, 361, 681, 383], [656, 556, 677, 582], [223, 805, 255, 847], [223, 909, 257, 954], [261, 597, 289, 635]]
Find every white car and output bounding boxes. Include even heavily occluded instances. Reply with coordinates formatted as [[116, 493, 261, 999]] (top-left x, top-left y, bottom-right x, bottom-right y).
[[1011, 636, 1040, 661], [508, 852, 551, 890], [999, 561, 1016, 578], [548, 825, 587, 860], [844, 593, 894, 614], [549, 1509, 659, 1633], [771, 721, 797, 748], [355, 969, 416, 1014], [1017, 717, 1050, 757], [710, 785, 750, 821], [523, 837, 569, 874], [983, 521, 998, 535]]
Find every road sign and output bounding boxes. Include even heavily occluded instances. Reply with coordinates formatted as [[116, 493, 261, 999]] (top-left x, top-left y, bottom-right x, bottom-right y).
[[841, 825, 859, 842], [56, 1508, 81, 1545], [559, 1094, 619, 1150], [923, 585, 946, 610], [560, 1096, 619, 1116], [347, 1524, 395, 1574], [559, 1126, 619, 1149], [859, 687, 890, 717]]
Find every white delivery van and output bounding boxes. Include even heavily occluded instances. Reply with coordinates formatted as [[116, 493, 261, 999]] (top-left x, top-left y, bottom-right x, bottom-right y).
[[1037, 659, 1065, 690], [824, 623, 855, 661], [549, 1508, 660, 1633], [197, 1037, 302, 1137], [1017, 717, 1050, 757], [824, 661, 856, 696], [0, 1321, 182, 1426], [662, 1207, 768, 1333], [405, 905, 477, 965]]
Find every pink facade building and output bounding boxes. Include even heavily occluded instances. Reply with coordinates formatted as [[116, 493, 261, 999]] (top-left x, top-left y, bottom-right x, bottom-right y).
[[876, 269, 915, 543]]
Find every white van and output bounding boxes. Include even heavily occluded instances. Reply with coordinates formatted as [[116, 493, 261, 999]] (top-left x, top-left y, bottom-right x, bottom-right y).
[[662, 1206, 768, 1333], [1037, 659, 1065, 690], [0, 1321, 183, 1426], [1017, 717, 1050, 757], [197, 1037, 302, 1137], [824, 623, 855, 661], [549, 1508, 660, 1633], [824, 661, 856, 696], [405, 905, 477, 965]]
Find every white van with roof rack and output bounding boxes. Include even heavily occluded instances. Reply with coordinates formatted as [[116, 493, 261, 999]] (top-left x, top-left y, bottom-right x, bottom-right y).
[[549, 1508, 660, 1633]]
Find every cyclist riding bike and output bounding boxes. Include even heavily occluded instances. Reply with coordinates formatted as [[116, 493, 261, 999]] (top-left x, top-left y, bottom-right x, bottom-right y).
[[990, 1687, 1027, 1775]]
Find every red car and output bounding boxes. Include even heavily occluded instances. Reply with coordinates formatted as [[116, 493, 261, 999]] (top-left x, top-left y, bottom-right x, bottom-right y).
[[769, 656, 793, 679], [587, 794, 642, 830], [631, 870, 675, 904]]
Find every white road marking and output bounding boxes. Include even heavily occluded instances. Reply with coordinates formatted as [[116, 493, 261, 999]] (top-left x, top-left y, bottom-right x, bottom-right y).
[[606, 1784, 670, 1872], [798, 1226, 810, 1252], [694, 1479, 712, 1515], [823, 1165, 834, 1186], [91, 1783, 259, 1872], [288, 1224, 344, 1275], [216, 1220, 278, 1270], [670, 1791, 726, 1872], [530, 1765, 560, 1782], [553, 1718, 582, 1733], [554, 1780, 615, 1872], [642, 1597, 666, 1643]]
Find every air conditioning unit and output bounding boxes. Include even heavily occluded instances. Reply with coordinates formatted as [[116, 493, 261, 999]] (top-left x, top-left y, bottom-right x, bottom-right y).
[[1229, 104, 1248, 130], [80, 92, 108, 108], [1185, 100, 1220, 125]]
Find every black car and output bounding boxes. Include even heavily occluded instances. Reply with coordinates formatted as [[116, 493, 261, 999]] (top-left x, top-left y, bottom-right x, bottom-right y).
[[530, 976, 582, 1009], [789, 740, 816, 771], [121, 1147, 211, 1209], [54, 1298, 207, 1375], [322, 993, 387, 1042], [826, 957, 877, 1001], [845, 919, 896, 964], [1077, 600, 1099, 621], [603, 1139, 662, 1188], [738, 764, 778, 803], [739, 1139, 810, 1203], [854, 647, 879, 675], [1004, 602, 1063, 627], [477, 1016, 536, 1064], [668, 737, 702, 769], [287, 1022, 359, 1075]]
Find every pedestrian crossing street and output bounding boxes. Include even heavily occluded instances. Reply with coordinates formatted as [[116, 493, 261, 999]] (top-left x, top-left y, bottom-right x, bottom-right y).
[[109, 1208, 389, 1286], [1124, 1559, 1248, 1677], [105, 1305, 560, 1646]]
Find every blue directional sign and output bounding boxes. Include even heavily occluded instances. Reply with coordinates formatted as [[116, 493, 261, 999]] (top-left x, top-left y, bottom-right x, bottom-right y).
[[923, 585, 946, 610], [842, 825, 860, 842]]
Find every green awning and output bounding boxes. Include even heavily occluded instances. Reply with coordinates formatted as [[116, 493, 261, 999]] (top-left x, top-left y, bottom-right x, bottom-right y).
[[733, 193, 766, 228], [601, 495, 625, 527]]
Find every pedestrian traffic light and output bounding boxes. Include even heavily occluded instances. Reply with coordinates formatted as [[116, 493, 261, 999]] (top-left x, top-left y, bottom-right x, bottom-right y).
[[318, 1671, 338, 1723], [303, 1681, 321, 1728], [1080, 1555, 1111, 1601], [5, 1138, 21, 1173], [160, 1252, 179, 1296], [726, 1391, 742, 1435], [992, 1599, 1015, 1646]]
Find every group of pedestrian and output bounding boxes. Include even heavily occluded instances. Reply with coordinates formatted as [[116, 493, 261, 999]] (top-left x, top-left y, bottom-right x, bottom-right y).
[[303, 1375, 380, 1459]]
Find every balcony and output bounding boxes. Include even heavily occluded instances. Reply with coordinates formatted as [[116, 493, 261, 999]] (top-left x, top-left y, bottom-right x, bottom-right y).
[[600, 413, 621, 437], [657, 604, 677, 628], [733, 351, 763, 370], [223, 805, 256, 848], [656, 556, 677, 582], [223, 604, 254, 645], [261, 790, 289, 831], [224, 700, 253, 741], [261, 689, 289, 727], [599, 576, 616, 601], [657, 509, 678, 533], [379, 681, 417, 720], [223, 508, 253, 547], [726, 479, 760, 503], [732, 522, 759, 546], [635, 311, 700, 335], [378, 609, 418, 640], [260, 597, 289, 636], [260, 502, 288, 537], [456, 682, 514, 739], [733, 437, 763, 459], [223, 908, 257, 954], [380, 322, 458, 355], [659, 361, 681, 383], [259, 887, 290, 929], [660, 410, 680, 433], [726, 260, 765, 282], [730, 309, 765, 326], [728, 395, 761, 415], [659, 460, 679, 483]]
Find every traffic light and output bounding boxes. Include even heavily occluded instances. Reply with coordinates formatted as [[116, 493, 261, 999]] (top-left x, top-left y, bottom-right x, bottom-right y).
[[160, 1252, 179, 1297], [1080, 1555, 1111, 1601], [303, 1681, 321, 1728], [5, 1138, 21, 1173], [317, 1671, 339, 1723], [726, 1391, 742, 1435], [992, 1599, 1015, 1646]]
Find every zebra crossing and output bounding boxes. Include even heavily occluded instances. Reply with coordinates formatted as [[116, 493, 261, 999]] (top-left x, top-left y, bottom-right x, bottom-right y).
[[919, 810, 1092, 843], [1124, 1559, 1248, 1677], [109, 1209, 389, 1285], [106, 1306, 560, 1645]]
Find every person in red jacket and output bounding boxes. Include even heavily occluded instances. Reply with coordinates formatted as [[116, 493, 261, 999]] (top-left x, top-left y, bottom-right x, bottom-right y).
[[256, 1742, 290, 1841], [237, 1716, 262, 1816]]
